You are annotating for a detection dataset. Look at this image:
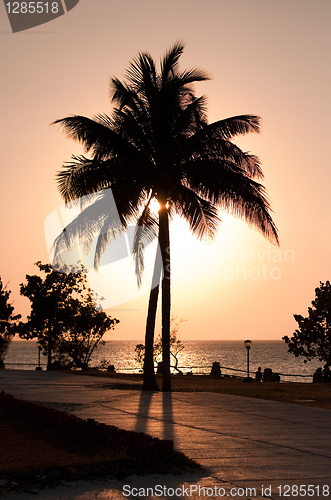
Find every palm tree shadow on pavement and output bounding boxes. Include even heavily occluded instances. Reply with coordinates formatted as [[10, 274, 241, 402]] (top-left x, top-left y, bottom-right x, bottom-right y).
[[162, 392, 175, 443], [134, 391, 175, 444], [134, 390, 154, 436]]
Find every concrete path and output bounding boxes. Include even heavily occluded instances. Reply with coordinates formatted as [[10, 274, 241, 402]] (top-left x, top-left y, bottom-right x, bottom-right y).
[[1, 370, 331, 500]]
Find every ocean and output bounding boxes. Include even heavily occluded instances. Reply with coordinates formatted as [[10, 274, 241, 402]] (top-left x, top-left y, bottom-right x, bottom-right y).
[[4, 340, 321, 383]]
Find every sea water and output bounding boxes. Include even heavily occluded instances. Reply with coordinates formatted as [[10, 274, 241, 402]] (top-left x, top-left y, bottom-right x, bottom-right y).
[[4, 340, 321, 382]]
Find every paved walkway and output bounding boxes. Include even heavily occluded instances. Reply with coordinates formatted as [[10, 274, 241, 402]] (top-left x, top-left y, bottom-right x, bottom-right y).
[[1, 370, 331, 500]]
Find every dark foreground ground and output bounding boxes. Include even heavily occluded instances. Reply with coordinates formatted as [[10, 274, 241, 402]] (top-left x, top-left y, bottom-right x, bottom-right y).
[[1, 372, 330, 496], [0, 377, 199, 496]]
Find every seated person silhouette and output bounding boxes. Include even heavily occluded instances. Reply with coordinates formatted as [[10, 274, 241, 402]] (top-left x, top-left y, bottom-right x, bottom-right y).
[[255, 366, 263, 382]]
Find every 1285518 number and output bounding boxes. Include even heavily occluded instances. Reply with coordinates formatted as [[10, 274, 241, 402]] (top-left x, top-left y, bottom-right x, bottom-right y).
[[5, 2, 59, 14], [278, 484, 330, 496]]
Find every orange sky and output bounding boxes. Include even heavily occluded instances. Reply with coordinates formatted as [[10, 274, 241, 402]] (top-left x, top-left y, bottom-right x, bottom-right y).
[[1, 0, 330, 341]]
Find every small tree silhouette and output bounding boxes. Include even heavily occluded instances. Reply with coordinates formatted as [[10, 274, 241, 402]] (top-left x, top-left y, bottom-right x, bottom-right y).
[[0, 278, 21, 367], [283, 281, 331, 379], [19, 262, 119, 370], [135, 317, 186, 374]]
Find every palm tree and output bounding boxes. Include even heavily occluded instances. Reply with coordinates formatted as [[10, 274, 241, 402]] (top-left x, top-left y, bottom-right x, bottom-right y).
[[52, 42, 279, 392]]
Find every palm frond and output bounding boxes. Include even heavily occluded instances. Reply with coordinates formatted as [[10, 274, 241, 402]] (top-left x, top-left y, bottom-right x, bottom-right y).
[[110, 78, 135, 109], [176, 67, 210, 86], [52, 115, 142, 161], [52, 115, 112, 156], [173, 95, 208, 138], [131, 201, 159, 287], [112, 183, 150, 225], [110, 80, 150, 127], [93, 209, 127, 270], [124, 52, 159, 111], [113, 108, 155, 159], [205, 115, 261, 139], [51, 193, 117, 269], [171, 184, 221, 241], [161, 41, 185, 84], [56, 155, 146, 205], [56, 156, 110, 204], [185, 132, 264, 179], [218, 181, 279, 245], [182, 159, 279, 245]]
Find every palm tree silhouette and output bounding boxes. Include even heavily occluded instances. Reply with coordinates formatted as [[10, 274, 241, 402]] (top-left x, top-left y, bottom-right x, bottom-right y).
[[53, 42, 279, 392]]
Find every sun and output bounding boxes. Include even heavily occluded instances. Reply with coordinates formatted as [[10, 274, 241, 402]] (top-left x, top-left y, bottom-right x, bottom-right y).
[[149, 198, 160, 214], [148, 198, 170, 214]]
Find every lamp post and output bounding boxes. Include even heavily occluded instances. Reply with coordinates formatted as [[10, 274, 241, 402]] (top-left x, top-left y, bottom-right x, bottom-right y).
[[244, 340, 252, 382], [35, 345, 42, 371]]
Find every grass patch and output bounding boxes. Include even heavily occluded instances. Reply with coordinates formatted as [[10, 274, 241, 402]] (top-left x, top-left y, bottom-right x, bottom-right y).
[[170, 375, 331, 409], [70, 371, 331, 409]]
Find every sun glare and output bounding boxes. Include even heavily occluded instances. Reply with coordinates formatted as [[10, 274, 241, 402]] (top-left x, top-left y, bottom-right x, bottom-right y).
[[149, 198, 160, 214], [149, 198, 169, 213]]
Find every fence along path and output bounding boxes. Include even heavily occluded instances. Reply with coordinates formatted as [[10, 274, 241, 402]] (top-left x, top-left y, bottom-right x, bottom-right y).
[[4, 362, 314, 380]]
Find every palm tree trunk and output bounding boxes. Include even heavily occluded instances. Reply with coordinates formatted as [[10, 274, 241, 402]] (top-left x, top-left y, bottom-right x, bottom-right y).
[[143, 247, 162, 391], [159, 204, 171, 392]]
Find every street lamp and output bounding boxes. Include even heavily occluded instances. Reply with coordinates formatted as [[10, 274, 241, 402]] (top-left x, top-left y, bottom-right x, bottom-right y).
[[35, 345, 42, 371], [243, 340, 252, 382]]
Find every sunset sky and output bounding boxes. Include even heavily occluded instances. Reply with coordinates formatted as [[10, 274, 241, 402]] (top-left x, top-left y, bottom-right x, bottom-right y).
[[1, 0, 330, 341]]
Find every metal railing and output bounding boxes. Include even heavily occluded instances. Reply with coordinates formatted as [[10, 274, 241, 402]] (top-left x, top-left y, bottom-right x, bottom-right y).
[[3, 362, 314, 379], [115, 365, 314, 379]]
